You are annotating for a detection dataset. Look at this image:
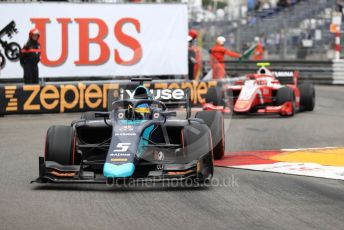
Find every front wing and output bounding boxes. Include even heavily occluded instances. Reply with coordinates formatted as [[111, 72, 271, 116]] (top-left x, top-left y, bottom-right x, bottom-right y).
[[32, 156, 205, 184]]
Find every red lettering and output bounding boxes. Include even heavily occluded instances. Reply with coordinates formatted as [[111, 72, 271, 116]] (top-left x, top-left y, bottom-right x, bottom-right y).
[[31, 18, 71, 67], [32, 17, 142, 67], [74, 18, 110, 65], [114, 18, 142, 66]]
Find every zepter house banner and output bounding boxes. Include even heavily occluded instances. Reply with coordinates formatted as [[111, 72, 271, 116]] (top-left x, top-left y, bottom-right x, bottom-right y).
[[0, 3, 188, 79], [0, 80, 218, 114]]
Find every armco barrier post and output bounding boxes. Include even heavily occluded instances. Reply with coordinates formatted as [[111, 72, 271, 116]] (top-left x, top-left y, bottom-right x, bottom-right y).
[[335, 28, 341, 60]]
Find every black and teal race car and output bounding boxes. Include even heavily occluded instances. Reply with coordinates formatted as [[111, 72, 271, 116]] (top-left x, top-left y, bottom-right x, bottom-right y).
[[33, 79, 224, 184]]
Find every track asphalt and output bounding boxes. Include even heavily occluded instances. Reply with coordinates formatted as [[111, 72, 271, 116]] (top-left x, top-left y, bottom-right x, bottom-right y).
[[0, 85, 343, 230]]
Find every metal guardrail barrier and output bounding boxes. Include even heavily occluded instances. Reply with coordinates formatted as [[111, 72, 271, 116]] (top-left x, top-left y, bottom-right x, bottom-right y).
[[223, 60, 334, 84], [332, 60, 344, 84], [0, 60, 342, 85]]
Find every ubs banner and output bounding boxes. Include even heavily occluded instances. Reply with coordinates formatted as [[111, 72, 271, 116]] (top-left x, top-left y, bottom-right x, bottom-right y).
[[0, 3, 187, 78], [0, 81, 217, 115]]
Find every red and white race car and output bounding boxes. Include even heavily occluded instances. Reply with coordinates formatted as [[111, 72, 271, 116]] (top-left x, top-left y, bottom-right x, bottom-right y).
[[203, 63, 315, 117]]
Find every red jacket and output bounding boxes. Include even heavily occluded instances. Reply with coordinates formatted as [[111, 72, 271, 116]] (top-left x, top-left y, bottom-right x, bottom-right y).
[[210, 44, 241, 79], [191, 45, 202, 80], [253, 42, 264, 60], [210, 44, 241, 64]]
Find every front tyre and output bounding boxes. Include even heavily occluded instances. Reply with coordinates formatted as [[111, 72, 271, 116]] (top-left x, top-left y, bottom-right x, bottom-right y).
[[45, 125, 76, 165], [299, 83, 315, 111], [276, 87, 295, 117]]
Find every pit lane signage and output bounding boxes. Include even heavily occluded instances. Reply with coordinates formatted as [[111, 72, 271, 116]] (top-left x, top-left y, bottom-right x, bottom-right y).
[[0, 3, 187, 78]]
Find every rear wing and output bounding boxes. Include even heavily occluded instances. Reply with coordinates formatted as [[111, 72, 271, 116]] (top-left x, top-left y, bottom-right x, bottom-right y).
[[256, 63, 299, 85], [273, 71, 299, 85]]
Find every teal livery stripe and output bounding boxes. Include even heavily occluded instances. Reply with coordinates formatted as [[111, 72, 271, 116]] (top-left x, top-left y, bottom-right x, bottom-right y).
[[118, 120, 147, 125], [103, 163, 135, 178], [138, 124, 154, 157]]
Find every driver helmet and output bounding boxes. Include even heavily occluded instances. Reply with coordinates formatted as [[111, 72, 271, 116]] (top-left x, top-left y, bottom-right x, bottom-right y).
[[257, 66, 272, 75], [135, 103, 151, 120]]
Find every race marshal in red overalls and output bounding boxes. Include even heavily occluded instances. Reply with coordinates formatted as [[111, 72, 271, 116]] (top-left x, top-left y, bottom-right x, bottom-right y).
[[20, 28, 41, 84], [252, 37, 264, 61], [209, 36, 241, 79], [188, 29, 202, 80]]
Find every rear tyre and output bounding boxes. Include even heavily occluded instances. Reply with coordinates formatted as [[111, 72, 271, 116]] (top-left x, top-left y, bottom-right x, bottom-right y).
[[195, 110, 225, 159], [299, 83, 315, 111], [205, 86, 223, 106], [45, 125, 75, 165], [182, 123, 214, 183], [276, 87, 295, 117]]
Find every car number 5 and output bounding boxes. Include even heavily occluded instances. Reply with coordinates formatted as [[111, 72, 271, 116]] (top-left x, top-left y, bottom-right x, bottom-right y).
[[113, 143, 131, 152]]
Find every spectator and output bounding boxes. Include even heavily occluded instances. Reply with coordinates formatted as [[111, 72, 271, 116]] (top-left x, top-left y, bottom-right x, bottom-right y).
[[277, 0, 290, 8], [336, 0, 343, 13], [255, 0, 262, 11]]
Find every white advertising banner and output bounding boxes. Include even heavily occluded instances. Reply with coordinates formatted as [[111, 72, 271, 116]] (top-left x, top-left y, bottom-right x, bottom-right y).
[[0, 3, 188, 78]]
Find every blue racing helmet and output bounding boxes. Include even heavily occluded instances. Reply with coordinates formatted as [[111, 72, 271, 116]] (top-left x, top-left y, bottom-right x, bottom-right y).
[[135, 103, 151, 120]]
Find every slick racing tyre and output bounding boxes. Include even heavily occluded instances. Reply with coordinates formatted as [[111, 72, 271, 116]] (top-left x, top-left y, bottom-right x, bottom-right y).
[[299, 83, 315, 111], [45, 125, 76, 165], [205, 86, 223, 106], [276, 87, 295, 117], [195, 110, 225, 159], [182, 123, 214, 182]]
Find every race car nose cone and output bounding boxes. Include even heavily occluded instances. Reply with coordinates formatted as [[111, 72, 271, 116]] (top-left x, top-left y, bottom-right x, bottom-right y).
[[103, 163, 135, 178], [234, 100, 250, 112]]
